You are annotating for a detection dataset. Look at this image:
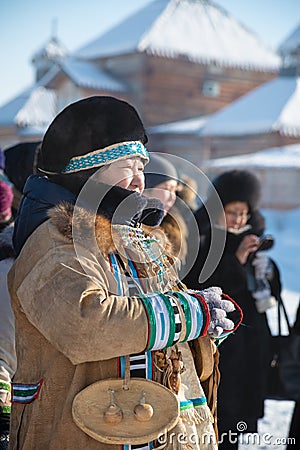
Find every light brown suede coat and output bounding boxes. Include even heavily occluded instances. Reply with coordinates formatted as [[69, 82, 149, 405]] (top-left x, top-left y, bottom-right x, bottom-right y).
[[8, 203, 217, 450]]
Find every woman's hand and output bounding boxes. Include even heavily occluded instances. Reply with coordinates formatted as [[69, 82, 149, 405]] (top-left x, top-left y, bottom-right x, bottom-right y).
[[190, 287, 236, 338], [235, 234, 259, 265]]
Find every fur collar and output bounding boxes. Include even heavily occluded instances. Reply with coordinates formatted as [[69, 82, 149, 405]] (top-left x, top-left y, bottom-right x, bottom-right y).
[[48, 202, 116, 256], [48, 202, 173, 258], [161, 208, 188, 261]]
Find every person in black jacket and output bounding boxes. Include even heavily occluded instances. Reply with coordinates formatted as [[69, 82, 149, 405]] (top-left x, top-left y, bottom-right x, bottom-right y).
[[0, 142, 40, 450], [184, 169, 281, 449], [286, 300, 300, 449], [0, 182, 15, 450]]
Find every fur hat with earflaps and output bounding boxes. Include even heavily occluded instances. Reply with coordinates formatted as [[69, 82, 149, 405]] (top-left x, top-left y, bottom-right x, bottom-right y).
[[210, 169, 261, 212], [196, 169, 262, 231], [38, 96, 149, 175]]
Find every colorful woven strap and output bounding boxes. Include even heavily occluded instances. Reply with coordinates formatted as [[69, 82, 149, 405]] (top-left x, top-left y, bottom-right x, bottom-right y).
[[141, 292, 181, 351], [108, 253, 123, 295], [141, 289, 211, 351], [12, 380, 43, 404], [172, 291, 206, 341], [192, 396, 207, 407], [180, 397, 207, 411], [188, 291, 210, 336], [0, 381, 11, 413], [0, 381, 11, 393], [0, 405, 11, 413]]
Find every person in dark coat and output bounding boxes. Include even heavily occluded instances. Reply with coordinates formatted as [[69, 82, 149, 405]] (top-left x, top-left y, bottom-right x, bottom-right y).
[[0, 142, 40, 450], [7, 97, 239, 450], [0, 182, 15, 450], [286, 300, 300, 449], [183, 169, 281, 449], [4, 141, 41, 217]]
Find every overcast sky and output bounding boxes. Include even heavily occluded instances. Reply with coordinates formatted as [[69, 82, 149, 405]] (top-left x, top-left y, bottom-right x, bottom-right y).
[[1, 0, 299, 107]]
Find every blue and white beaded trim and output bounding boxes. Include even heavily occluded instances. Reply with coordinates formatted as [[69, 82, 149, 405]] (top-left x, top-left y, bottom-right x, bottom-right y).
[[144, 292, 171, 350], [141, 292, 184, 351], [61, 141, 149, 173], [175, 292, 204, 341]]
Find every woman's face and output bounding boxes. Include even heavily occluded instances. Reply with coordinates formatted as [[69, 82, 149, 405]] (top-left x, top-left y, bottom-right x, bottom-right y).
[[145, 179, 178, 215], [95, 157, 145, 193], [222, 201, 249, 230]]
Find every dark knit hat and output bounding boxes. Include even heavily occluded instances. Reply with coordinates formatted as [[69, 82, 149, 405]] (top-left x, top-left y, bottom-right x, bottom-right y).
[[4, 141, 41, 193], [209, 169, 261, 212], [0, 181, 13, 223], [144, 153, 178, 189], [39, 96, 149, 174]]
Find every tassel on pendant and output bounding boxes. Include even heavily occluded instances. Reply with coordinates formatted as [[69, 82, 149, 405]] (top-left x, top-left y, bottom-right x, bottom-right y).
[[161, 417, 194, 450], [180, 404, 213, 426], [158, 347, 185, 395]]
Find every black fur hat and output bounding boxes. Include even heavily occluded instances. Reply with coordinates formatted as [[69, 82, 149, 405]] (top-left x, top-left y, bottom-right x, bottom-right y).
[[39, 96, 148, 173], [210, 169, 261, 212]]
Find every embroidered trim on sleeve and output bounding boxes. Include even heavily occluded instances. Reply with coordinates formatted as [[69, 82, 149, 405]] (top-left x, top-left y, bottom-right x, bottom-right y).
[[12, 380, 43, 404], [141, 292, 184, 351]]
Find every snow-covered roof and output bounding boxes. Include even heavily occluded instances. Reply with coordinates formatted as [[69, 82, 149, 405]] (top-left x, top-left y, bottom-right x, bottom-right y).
[[14, 87, 56, 127], [75, 0, 280, 72], [203, 143, 300, 169], [57, 58, 126, 92], [0, 56, 125, 135], [31, 36, 68, 63], [278, 23, 300, 55], [148, 115, 209, 134], [0, 86, 56, 131], [200, 76, 300, 137]]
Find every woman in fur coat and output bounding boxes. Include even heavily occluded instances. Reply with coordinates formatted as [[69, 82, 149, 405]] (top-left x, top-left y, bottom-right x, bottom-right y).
[[184, 170, 281, 449], [7, 97, 241, 450]]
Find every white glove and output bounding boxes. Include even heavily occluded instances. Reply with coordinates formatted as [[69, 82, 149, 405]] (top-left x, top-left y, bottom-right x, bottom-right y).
[[191, 287, 235, 338], [252, 252, 272, 280]]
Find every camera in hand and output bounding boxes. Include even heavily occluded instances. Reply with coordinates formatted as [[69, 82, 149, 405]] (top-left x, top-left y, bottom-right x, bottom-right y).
[[257, 234, 274, 252]]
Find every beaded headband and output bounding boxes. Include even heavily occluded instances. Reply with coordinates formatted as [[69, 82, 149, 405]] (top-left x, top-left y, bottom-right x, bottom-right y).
[[61, 141, 149, 174]]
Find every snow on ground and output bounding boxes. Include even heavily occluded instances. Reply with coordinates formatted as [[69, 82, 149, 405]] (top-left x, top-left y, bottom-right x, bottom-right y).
[[238, 290, 298, 450], [240, 208, 299, 449], [239, 399, 295, 449]]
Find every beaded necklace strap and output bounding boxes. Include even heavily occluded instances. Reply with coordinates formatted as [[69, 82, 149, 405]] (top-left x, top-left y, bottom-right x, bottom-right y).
[[61, 141, 149, 173], [112, 224, 168, 283]]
